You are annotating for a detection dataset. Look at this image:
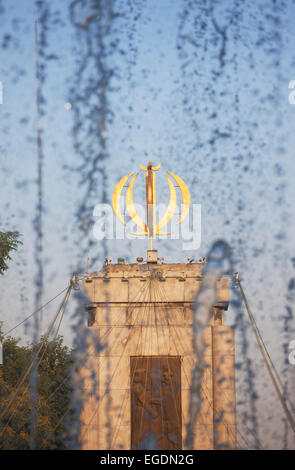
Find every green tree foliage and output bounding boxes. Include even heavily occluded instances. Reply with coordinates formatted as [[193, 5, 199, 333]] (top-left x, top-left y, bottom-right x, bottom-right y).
[[0, 231, 22, 275], [0, 323, 73, 449]]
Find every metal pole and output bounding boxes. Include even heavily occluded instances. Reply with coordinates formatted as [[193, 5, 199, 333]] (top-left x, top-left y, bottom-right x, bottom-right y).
[[235, 273, 295, 434]]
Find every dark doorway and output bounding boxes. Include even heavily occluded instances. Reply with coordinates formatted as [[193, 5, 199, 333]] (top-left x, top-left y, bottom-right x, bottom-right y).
[[130, 356, 182, 450]]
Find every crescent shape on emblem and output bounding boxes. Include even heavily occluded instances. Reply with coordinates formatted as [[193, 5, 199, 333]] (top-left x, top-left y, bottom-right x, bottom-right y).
[[112, 172, 135, 226], [151, 163, 162, 171], [167, 171, 191, 225], [156, 173, 177, 233], [126, 173, 146, 232], [139, 163, 162, 172]]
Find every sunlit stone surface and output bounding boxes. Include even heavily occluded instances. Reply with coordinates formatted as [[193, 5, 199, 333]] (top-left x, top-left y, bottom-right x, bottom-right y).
[[80, 252, 236, 450]]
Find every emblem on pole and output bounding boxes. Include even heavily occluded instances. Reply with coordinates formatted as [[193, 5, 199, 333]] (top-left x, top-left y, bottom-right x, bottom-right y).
[[112, 162, 191, 249]]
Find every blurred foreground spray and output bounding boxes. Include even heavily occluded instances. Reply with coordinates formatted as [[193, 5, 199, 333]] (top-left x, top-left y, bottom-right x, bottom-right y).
[[185, 240, 233, 449]]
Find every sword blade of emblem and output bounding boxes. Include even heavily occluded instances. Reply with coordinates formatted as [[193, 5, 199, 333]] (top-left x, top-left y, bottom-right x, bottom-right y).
[[145, 161, 160, 245]]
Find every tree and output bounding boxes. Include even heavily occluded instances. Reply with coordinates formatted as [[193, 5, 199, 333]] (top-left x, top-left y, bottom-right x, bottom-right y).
[[0, 324, 73, 449], [0, 231, 22, 275]]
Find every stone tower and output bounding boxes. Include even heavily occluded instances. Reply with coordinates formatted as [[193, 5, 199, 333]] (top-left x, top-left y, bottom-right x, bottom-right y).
[[79, 249, 236, 450]]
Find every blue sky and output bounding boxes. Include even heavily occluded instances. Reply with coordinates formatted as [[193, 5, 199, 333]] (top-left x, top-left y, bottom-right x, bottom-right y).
[[0, 0, 295, 448]]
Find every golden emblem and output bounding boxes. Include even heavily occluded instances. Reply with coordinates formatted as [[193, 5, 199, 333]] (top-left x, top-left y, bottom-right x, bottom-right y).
[[112, 162, 190, 249]]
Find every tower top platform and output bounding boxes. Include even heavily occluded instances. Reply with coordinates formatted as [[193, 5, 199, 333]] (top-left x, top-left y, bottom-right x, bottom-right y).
[[79, 250, 231, 310]]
